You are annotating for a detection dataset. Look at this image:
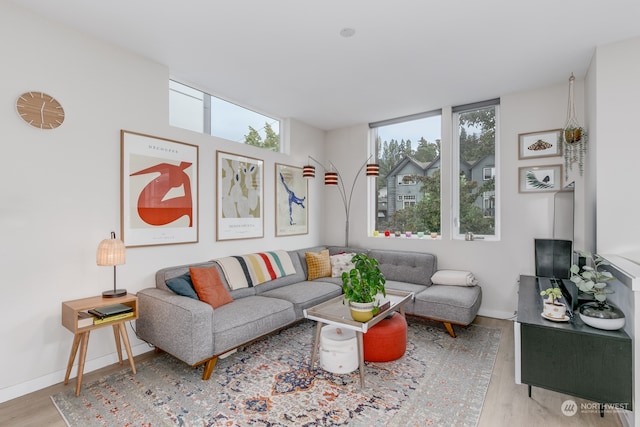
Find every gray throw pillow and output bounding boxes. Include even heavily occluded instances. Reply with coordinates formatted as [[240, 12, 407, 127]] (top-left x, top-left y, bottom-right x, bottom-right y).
[[166, 272, 199, 299]]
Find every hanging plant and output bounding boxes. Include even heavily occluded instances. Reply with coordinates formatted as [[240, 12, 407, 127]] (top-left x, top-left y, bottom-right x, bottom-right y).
[[564, 127, 587, 179], [563, 73, 587, 179]]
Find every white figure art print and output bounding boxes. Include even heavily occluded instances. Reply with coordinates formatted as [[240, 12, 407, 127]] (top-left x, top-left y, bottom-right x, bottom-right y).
[[275, 163, 308, 236], [216, 151, 264, 240]]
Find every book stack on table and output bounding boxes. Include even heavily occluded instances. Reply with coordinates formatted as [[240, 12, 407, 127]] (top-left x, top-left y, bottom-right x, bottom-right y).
[[86, 303, 134, 325]]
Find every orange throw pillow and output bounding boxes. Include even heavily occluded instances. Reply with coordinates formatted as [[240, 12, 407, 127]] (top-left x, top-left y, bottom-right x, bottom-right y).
[[189, 266, 233, 308]]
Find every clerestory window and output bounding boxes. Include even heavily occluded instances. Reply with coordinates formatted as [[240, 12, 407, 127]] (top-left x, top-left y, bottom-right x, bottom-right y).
[[169, 80, 281, 152]]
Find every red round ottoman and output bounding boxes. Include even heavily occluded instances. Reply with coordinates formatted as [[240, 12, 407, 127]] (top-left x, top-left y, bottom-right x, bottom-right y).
[[363, 312, 407, 362]]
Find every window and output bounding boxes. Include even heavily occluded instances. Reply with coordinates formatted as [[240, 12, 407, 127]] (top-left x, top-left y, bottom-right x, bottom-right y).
[[370, 111, 442, 234], [369, 100, 498, 239], [169, 80, 281, 152], [453, 100, 499, 237], [483, 193, 496, 218], [483, 167, 495, 180], [399, 195, 417, 208]]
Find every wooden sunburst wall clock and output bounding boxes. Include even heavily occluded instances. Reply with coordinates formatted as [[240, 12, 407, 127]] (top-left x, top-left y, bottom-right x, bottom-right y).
[[16, 91, 65, 129]]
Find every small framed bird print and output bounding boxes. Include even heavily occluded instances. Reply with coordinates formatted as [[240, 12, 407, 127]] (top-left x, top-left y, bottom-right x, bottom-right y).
[[518, 129, 562, 160], [519, 164, 563, 193]]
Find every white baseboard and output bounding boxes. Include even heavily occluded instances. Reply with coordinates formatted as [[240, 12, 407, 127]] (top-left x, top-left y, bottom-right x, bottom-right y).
[[477, 307, 516, 321], [0, 342, 153, 404]]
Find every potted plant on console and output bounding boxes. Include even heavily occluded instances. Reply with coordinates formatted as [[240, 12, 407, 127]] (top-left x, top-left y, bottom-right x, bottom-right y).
[[570, 252, 625, 330], [539, 287, 567, 321], [341, 253, 386, 322]]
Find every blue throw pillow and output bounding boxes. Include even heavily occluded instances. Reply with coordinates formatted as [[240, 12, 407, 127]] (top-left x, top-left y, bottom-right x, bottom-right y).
[[166, 272, 199, 299]]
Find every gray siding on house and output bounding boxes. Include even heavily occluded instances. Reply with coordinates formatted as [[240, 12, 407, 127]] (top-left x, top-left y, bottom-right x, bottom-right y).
[[382, 154, 494, 220]]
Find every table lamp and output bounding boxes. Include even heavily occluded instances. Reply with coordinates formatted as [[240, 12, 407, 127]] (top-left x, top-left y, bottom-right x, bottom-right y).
[[96, 231, 127, 298]]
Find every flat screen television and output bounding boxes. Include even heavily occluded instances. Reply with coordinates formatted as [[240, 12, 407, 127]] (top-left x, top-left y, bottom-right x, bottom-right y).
[[535, 238, 572, 279]]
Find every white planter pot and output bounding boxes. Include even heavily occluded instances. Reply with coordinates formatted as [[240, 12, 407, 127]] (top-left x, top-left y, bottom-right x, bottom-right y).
[[349, 301, 375, 322]]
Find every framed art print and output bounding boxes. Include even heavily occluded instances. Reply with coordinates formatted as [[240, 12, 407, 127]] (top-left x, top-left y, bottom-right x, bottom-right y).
[[216, 150, 264, 240], [518, 164, 562, 193], [518, 129, 562, 160], [121, 130, 198, 247], [275, 163, 308, 236]]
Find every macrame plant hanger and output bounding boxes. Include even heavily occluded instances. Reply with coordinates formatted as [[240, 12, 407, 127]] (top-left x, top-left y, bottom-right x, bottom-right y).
[[563, 73, 586, 179]]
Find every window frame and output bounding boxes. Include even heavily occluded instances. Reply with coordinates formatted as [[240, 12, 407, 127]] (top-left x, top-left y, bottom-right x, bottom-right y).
[[368, 110, 442, 238], [169, 79, 283, 153], [451, 100, 500, 241]]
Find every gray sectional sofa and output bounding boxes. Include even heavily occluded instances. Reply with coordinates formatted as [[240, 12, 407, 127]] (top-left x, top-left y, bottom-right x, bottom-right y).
[[136, 246, 482, 379]]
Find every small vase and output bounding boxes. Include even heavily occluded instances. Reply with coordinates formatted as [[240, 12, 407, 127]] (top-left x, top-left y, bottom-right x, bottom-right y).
[[578, 301, 625, 331], [542, 301, 566, 320]]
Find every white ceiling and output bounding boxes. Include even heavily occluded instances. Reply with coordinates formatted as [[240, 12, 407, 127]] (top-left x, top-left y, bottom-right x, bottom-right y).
[[9, 0, 640, 130]]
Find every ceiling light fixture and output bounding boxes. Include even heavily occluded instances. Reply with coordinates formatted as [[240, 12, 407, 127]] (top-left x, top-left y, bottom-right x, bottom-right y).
[[339, 28, 356, 38]]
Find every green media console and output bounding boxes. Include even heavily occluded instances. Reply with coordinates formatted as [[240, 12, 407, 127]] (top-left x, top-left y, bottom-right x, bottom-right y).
[[515, 275, 632, 415]]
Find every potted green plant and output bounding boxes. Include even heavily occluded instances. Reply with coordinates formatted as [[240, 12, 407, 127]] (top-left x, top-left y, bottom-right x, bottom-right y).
[[570, 252, 625, 330], [569, 252, 613, 302], [540, 287, 567, 320], [540, 287, 562, 303], [563, 126, 583, 144], [563, 126, 587, 178], [341, 253, 386, 322]]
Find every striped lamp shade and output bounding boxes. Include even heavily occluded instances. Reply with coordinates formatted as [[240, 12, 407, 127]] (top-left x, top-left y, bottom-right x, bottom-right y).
[[366, 163, 380, 176], [303, 165, 316, 178], [324, 172, 339, 185]]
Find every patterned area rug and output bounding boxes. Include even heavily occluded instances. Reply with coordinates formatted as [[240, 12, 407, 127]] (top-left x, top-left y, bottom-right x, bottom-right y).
[[51, 317, 501, 426]]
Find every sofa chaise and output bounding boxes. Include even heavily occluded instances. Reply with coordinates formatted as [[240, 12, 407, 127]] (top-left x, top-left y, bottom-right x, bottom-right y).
[[136, 246, 482, 379]]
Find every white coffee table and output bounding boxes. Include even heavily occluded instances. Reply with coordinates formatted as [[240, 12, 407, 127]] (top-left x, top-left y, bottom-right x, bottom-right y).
[[303, 289, 413, 388]]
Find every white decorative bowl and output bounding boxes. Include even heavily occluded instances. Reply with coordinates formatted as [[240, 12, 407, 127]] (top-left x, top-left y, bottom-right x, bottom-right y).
[[578, 302, 626, 331]]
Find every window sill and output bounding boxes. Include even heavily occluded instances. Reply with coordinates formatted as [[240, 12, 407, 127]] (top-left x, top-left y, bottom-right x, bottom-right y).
[[371, 233, 440, 240]]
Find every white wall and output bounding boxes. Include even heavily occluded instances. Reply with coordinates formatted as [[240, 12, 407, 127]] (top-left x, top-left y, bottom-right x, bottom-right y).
[[324, 82, 582, 319], [590, 37, 640, 427], [593, 37, 640, 261], [0, 3, 324, 402]]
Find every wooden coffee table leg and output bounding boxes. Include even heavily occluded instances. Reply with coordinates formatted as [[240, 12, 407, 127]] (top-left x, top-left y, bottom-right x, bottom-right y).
[[357, 331, 365, 388], [310, 321, 323, 370]]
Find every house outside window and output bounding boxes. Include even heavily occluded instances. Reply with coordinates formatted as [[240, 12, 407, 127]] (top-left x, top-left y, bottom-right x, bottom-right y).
[[169, 80, 281, 152], [370, 111, 442, 235]]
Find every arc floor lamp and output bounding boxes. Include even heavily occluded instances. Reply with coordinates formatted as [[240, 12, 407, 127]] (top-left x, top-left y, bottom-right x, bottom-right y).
[[303, 155, 379, 246]]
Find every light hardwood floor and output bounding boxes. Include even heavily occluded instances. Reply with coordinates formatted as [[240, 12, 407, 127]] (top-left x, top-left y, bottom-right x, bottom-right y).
[[0, 317, 624, 427]]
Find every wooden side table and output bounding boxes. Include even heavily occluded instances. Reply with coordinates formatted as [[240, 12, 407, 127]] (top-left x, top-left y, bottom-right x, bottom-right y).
[[61, 294, 138, 396]]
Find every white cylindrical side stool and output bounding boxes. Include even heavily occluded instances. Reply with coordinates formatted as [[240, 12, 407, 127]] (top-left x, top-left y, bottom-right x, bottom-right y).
[[319, 325, 358, 374]]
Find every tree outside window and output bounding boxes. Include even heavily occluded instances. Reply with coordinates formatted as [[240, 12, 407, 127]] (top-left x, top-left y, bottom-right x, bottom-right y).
[[455, 103, 497, 236]]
